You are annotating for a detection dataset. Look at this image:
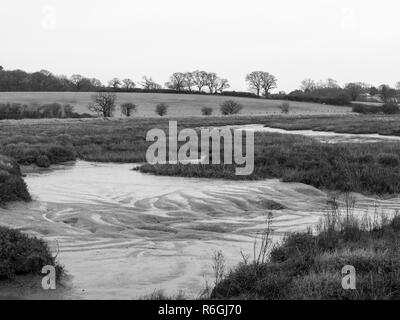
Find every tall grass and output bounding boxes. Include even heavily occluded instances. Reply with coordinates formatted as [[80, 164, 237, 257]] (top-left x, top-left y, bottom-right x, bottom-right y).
[[211, 199, 400, 300]]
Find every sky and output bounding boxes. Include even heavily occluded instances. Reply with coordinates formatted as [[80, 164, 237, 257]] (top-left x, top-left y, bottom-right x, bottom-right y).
[[1, 0, 399, 92]]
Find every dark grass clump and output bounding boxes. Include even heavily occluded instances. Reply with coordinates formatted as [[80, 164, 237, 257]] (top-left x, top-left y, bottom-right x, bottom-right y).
[[211, 198, 400, 300], [0, 226, 63, 280]]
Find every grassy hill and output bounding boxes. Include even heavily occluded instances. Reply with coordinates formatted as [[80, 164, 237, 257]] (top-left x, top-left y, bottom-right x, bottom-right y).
[[0, 92, 351, 118]]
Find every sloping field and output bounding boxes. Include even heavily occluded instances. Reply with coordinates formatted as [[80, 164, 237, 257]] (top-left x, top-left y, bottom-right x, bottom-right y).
[[0, 92, 351, 117]]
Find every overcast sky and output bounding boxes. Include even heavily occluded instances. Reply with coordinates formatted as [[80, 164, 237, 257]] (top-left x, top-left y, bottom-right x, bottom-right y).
[[1, 0, 399, 92]]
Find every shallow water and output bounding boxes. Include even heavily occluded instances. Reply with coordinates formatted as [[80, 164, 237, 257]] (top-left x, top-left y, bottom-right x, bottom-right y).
[[1, 160, 400, 299], [235, 124, 400, 143], [0, 161, 329, 299]]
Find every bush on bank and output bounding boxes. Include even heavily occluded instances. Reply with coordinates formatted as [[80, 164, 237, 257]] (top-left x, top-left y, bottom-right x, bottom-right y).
[[211, 203, 400, 300], [0, 226, 63, 280], [0, 155, 30, 205]]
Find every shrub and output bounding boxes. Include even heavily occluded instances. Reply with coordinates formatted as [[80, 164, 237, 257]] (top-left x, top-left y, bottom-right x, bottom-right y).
[[0, 227, 62, 279], [121, 103, 137, 117], [0, 154, 21, 175], [55, 134, 73, 146], [201, 106, 213, 116], [44, 145, 76, 163], [352, 103, 381, 114], [279, 102, 290, 114], [220, 100, 243, 115], [0, 155, 30, 204], [287, 89, 352, 106], [382, 102, 400, 114], [88, 92, 117, 117], [35, 155, 51, 168], [155, 103, 169, 116]]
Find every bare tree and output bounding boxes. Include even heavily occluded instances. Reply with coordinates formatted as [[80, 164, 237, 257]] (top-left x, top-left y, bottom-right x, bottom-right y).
[[141, 76, 162, 90], [300, 78, 316, 92], [216, 78, 230, 94], [122, 78, 136, 90], [245, 71, 264, 96], [192, 70, 208, 92], [261, 72, 277, 96], [88, 92, 117, 117], [220, 100, 243, 115], [90, 78, 103, 88], [183, 72, 195, 92], [206, 72, 219, 94], [166, 72, 186, 92], [108, 78, 121, 90], [318, 78, 340, 89]]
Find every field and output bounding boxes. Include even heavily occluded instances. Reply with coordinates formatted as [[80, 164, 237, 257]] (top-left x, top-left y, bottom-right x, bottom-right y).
[[0, 92, 351, 117]]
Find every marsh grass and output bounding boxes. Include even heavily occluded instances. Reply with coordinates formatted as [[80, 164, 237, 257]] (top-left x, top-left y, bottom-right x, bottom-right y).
[[211, 199, 400, 300], [139, 131, 400, 195], [3, 115, 400, 197]]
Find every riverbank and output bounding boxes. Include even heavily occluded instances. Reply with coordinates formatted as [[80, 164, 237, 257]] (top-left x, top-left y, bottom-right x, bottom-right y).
[[211, 199, 400, 300]]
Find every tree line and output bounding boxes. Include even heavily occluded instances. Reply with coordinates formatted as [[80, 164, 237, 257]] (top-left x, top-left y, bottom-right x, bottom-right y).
[[0, 65, 399, 105]]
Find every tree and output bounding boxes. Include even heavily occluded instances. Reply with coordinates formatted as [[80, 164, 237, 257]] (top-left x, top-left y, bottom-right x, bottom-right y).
[[192, 70, 208, 92], [369, 86, 379, 96], [141, 76, 162, 90], [108, 78, 121, 90], [345, 82, 368, 101], [183, 72, 195, 92], [70, 74, 84, 90], [379, 84, 397, 103], [396, 82, 400, 91], [166, 72, 186, 92], [90, 78, 103, 88], [206, 72, 219, 94], [216, 78, 230, 94], [0, 66, 3, 71], [88, 92, 117, 117], [122, 78, 135, 90], [300, 78, 316, 92], [121, 103, 137, 117], [261, 72, 277, 96], [220, 100, 243, 115], [245, 71, 264, 96], [155, 103, 169, 116], [318, 78, 340, 89]]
